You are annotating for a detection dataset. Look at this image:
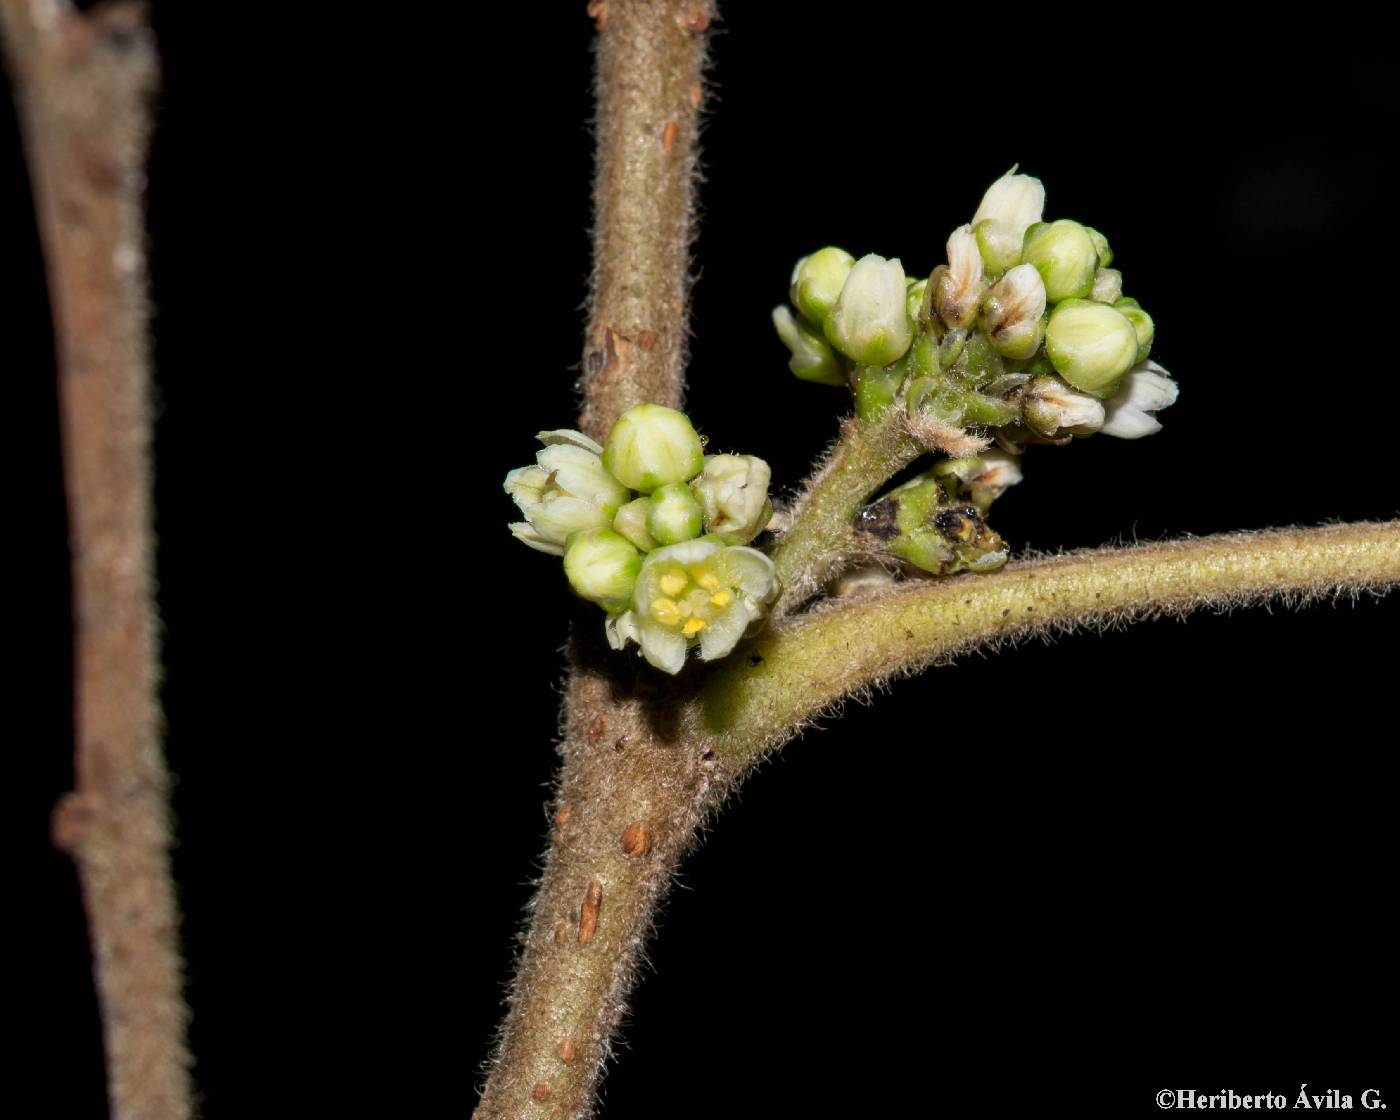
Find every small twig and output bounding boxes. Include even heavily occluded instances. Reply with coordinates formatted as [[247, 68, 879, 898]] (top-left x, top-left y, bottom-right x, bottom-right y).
[[702, 523, 1400, 760], [2, 4, 190, 1118]]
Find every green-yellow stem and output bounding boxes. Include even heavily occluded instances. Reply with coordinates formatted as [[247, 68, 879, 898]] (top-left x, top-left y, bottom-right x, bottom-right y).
[[769, 412, 922, 616], [705, 523, 1400, 760]]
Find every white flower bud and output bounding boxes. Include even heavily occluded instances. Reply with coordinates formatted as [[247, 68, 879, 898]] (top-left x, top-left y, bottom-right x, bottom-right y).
[[823, 254, 913, 367], [1023, 220, 1099, 303], [933, 225, 985, 330], [1045, 299, 1140, 396], [789, 247, 855, 326], [1024, 375, 1107, 438], [973, 168, 1046, 236], [1100, 361, 1179, 439], [564, 528, 641, 612], [505, 433, 631, 554], [602, 404, 705, 494], [978, 263, 1046, 360], [691, 454, 773, 544], [972, 169, 1045, 275], [1091, 268, 1123, 303]]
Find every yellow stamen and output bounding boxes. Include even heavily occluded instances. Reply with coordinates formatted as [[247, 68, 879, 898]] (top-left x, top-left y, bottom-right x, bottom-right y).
[[709, 590, 732, 609], [651, 597, 682, 625], [681, 616, 707, 636], [693, 568, 719, 591], [659, 570, 688, 597]]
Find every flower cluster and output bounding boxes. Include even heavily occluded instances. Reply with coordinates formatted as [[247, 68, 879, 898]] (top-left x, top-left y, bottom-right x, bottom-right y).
[[505, 404, 778, 674], [773, 169, 1178, 444]]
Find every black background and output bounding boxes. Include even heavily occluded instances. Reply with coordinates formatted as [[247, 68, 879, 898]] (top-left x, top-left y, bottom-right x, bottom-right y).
[[17, 5, 1395, 1116]]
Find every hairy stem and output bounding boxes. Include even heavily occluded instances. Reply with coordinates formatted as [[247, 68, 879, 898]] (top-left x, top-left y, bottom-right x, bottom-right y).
[[704, 523, 1400, 761], [769, 411, 922, 616], [577, 0, 712, 443], [479, 3, 714, 1116], [2, 4, 191, 1118]]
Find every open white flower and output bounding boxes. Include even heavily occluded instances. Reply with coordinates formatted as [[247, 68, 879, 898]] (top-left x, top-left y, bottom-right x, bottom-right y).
[[1100, 361, 1179, 439], [608, 538, 779, 674], [505, 429, 630, 555]]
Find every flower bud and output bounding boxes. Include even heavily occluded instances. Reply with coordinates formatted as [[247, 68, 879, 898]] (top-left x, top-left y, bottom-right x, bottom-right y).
[[906, 278, 928, 326], [933, 225, 985, 330], [824, 254, 913, 367], [1086, 226, 1112, 268], [564, 528, 641, 612], [935, 450, 1024, 513], [978, 263, 1046, 360], [1023, 374, 1106, 438], [972, 170, 1044, 276], [647, 483, 704, 545], [505, 431, 631, 555], [1114, 300, 1155, 362], [973, 168, 1046, 235], [691, 454, 772, 544], [613, 497, 659, 552], [1022, 219, 1098, 303], [789, 247, 855, 326], [853, 362, 905, 423], [1044, 299, 1140, 396], [1091, 268, 1123, 304], [1100, 360, 1179, 439], [772, 306, 845, 386], [602, 404, 705, 493]]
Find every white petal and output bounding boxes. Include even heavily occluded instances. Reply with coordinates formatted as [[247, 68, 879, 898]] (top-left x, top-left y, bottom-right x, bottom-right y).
[[977, 449, 1023, 490], [606, 610, 639, 651], [509, 522, 565, 555], [638, 621, 687, 675], [528, 496, 611, 541], [536, 429, 604, 454], [504, 465, 549, 509], [698, 603, 750, 661], [538, 444, 629, 508], [720, 547, 777, 602], [1099, 404, 1163, 439], [972, 168, 1045, 237], [1117, 362, 1179, 413]]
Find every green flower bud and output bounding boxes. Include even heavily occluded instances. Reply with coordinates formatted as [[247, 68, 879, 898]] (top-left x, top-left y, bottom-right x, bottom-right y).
[[824, 254, 914, 367], [974, 219, 1024, 275], [602, 404, 705, 493], [855, 473, 1008, 576], [1086, 226, 1112, 268], [615, 539, 779, 674], [691, 454, 772, 544], [905, 278, 928, 326], [1090, 268, 1123, 304], [505, 429, 631, 555], [1116, 302, 1155, 362], [949, 329, 1005, 389], [564, 528, 642, 612], [1023, 374, 1106, 438], [933, 225, 985, 330], [905, 373, 969, 426], [789, 247, 855, 326], [1022, 220, 1098, 303], [772, 306, 845, 386], [978, 263, 1046, 360], [613, 497, 659, 552], [1045, 299, 1139, 396], [647, 482, 704, 545], [972, 169, 1044, 273]]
